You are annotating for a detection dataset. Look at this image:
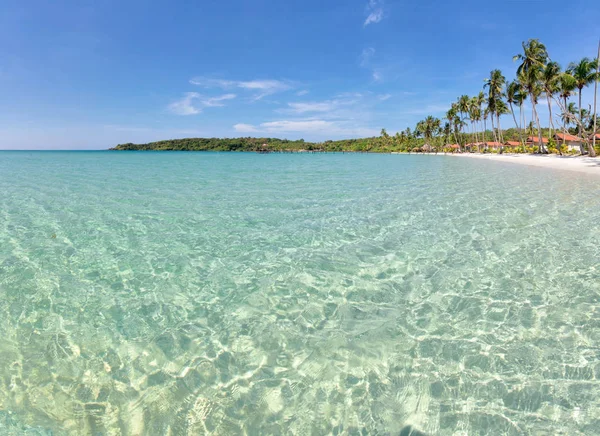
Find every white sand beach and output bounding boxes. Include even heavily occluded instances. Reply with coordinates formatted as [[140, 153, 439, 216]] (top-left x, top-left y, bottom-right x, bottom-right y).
[[449, 153, 600, 176]]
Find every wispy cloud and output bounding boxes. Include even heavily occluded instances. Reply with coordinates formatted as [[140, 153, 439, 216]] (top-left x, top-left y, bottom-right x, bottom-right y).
[[281, 95, 362, 115], [296, 90, 309, 96], [189, 77, 293, 100], [168, 92, 236, 115], [364, 0, 385, 26], [378, 94, 392, 101], [233, 119, 379, 137], [360, 47, 375, 67], [372, 70, 382, 82]]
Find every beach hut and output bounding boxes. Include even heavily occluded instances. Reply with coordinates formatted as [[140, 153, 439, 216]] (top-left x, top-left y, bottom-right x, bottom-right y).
[[554, 133, 583, 152], [485, 141, 503, 150], [526, 136, 549, 144], [504, 141, 520, 148]]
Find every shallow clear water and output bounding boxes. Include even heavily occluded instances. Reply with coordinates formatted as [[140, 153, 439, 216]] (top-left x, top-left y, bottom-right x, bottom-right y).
[[1, 151, 599, 435]]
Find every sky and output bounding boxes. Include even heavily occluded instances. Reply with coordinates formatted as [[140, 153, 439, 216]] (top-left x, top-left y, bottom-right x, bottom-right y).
[[0, 0, 599, 149]]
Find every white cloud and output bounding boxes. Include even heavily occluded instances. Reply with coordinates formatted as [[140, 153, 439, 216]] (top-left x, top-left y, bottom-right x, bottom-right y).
[[282, 95, 362, 115], [168, 92, 236, 115], [287, 101, 338, 113], [189, 77, 292, 100], [372, 70, 382, 82], [360, 47, 375, 67], [233, 123, 259, 133], [364, 0, 385, 26], [168, 92, 202, 115], [378, 94, 392, 101], [262, 120, 333, 133], [232, 119, 379, 138], [203, 93, 237, 107], [296, 90, 309, 96]]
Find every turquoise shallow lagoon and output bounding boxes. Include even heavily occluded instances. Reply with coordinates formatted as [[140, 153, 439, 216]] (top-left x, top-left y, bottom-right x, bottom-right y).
[[1, 151, 600, 435]]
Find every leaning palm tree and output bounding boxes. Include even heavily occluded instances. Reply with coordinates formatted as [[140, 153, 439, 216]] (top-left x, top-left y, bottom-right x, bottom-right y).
[[541, 61, 561, 141], [567, 57, 599, 156], [514, 39, 549, 153]]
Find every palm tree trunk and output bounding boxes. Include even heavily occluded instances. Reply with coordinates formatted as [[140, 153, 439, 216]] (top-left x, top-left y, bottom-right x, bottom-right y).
[[509, 101, 523, 148], [591, 40, 599, 157], [547, 97, 555, 144], [490, 115, 498, 147], [578, 87, 584, 154], [561, 96, 569, 154], [497, 114, 504, 143], [483, 117, 487, 150], [531, 94, 544, 153]]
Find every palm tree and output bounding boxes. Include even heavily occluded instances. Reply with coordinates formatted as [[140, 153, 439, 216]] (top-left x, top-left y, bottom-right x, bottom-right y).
[[417, 116, 441, 145], [514, 39, 549, 153], [594, 42, 600, 153], [506, 80, 525, 146], [484, 69, 506, 146], [541, 61, 561, 141], [457, 95, 470, 147], [476, 91, 485, 145], [486, 94, 498, 144], [561, 102, 578, 129], [443, 122, 452, 144], [446, 105, 459, 147], [557, 72, 577, 149], [495, 99, 510, 144], [567, 57, 599, 156]]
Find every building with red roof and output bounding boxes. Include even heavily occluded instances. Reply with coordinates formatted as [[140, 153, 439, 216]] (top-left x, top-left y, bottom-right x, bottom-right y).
[[554, 132, 583, 152]]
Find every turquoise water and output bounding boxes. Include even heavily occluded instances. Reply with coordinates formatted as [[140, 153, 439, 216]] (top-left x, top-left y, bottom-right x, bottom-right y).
[[1, 151, 600, 435]]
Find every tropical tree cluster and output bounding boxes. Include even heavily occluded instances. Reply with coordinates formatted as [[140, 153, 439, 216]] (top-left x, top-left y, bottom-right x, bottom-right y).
[[442, 39, 599, 156]]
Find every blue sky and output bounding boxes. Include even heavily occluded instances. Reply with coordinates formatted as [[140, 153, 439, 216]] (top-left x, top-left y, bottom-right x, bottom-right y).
[[1, 0, 599, 149]]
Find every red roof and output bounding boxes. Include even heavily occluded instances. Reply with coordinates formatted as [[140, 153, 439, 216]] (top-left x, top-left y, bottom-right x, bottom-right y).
[[555, 133, 582, 142], [590, 133, 600, 140], [527, 136, 549, 144], [485, 141, 503, 147], [504, 141, 520, 146]]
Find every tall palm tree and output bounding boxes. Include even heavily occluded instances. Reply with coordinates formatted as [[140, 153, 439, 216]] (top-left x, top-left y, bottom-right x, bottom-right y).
[[514, 39, 549, 153], [541, 61, 561, 141], [495, 99, 510, 144], [506, 80, 525, 146], [567, 57, 599, 156], [594, 43, 600, 153], [482, 106, 490, 145], [457, 95, 470, 147], [446, 105, 459, 146], [557, 72, 577, 149], [476, 91, 485, 143], [484, 69, 506, 146]]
